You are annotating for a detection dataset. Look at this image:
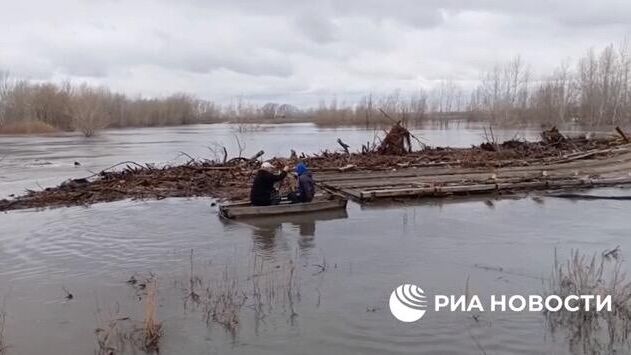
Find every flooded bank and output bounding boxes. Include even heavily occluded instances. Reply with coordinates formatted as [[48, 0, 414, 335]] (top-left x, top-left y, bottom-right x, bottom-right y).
[[0, 122, 544, 199], [4, 122, 623, 212], [1, 123, 630, 354]]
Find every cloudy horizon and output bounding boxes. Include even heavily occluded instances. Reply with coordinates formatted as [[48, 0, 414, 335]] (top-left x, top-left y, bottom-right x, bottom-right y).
[[1, 0, 630, 106]]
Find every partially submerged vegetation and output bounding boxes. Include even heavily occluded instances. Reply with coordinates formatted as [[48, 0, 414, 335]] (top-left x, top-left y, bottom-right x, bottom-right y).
[[183, 252, 302, 338], [547, 248, 631, 354], [93, 250, 306, 354], [1, 124, 630, 211], [95, 276, 162, 355], [142, 280, 161, 353], [0, 308, 6, 355]]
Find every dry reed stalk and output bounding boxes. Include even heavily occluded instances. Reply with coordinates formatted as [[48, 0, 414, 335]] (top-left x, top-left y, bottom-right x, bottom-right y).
[[95, 304, 136, 355], [207, 266, 246, 336], [95, 317, 128, 355], [195, 254, 305, 338], [143, 280, 162, 352], [547, 248, 631, 354], [0, 310, 6, 355], [185, 249, 201, 307], [286, 260, 298, 320]]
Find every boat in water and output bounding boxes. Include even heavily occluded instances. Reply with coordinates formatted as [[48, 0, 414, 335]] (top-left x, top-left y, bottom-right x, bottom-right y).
[[218, 195, 348, 219]]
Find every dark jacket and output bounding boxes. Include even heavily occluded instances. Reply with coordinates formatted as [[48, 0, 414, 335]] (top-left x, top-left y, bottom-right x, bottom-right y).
[[297, 172, 315, 202], [250, 170, 287, 206]]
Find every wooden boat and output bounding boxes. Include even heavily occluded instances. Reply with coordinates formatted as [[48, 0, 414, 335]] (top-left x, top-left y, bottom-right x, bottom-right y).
[[218, 195, 348, 219]]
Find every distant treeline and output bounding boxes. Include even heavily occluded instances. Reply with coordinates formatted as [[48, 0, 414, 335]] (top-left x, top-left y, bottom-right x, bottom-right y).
[[469, 41, 631, 126], [313, 41, 631, 127], [0, 75, 222, 136], [1, 40, 631, 135]]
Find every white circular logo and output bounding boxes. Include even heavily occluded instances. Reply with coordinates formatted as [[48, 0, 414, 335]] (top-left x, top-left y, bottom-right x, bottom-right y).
[[389, 284, 427, 322]]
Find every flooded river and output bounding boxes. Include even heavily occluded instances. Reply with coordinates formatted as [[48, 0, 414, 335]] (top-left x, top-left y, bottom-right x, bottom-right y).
[[0, 123, 629, 354]]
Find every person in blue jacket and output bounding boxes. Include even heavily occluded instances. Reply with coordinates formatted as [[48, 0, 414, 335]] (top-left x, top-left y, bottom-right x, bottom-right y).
[[288, 162, 315, 203]]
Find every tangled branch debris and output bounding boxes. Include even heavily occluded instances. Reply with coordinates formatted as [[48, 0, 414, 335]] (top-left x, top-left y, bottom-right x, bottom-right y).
[[0, 125, 627, 211], [541, 126, 567, 145], [376, 122, 412, 155], [1, 160, 259, 211]]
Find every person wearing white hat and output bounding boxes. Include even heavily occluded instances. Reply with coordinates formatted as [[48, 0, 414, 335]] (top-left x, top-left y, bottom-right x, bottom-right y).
[[250, 161, 290, 206]]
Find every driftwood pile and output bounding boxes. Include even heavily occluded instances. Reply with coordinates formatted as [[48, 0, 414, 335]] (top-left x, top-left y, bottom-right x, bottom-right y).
[[376, 122, 412, 155], [1, 125, 628, 211], [0, 160, 258, 212], [283, 127, 623, 171], [541, 126, 567, 145]]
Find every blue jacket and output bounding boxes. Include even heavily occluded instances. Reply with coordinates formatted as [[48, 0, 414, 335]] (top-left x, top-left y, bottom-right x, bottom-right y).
[[297, 173, 315, 201], [296, 163, 315, 201]]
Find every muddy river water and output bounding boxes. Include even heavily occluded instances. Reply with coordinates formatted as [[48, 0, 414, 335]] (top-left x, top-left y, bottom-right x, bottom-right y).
[[1, 123, 630, 354]]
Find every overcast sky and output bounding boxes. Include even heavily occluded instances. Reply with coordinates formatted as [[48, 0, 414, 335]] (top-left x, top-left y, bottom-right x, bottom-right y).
[[1, 0, 630, 106]]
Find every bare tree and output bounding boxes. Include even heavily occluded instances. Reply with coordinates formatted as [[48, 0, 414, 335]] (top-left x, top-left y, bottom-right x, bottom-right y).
[[0, 71, 9, 126], [261, 103, 279, 119], [70, 85, 111, 137]]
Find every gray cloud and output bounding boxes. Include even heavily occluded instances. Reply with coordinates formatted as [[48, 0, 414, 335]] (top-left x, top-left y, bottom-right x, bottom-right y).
[[294, 13, 339, 44], [0, 0, 629, 105]]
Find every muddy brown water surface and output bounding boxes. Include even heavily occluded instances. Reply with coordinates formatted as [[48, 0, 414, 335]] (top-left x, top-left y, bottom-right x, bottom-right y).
[[1, 123, 630, 354]]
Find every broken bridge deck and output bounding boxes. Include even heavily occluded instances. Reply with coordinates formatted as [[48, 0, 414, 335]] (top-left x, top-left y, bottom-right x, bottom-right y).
[[315, 147, 631, 201]]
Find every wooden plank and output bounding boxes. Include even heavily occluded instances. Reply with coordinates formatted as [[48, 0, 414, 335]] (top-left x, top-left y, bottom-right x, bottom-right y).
[[546, 180, 584, 188], [358, 184, 496, 199], [592, 176, 631, 185], [323, 173, 545, 189], [496, 181, 547, 190], [312, 149, 631, 201], [320, 161, 631, 190], [338, 188, 362, 199], [315, 150, 631, 184], [330, 182, 423, 190], [354, 176, 631, 200], [441, 184, 497, 193]]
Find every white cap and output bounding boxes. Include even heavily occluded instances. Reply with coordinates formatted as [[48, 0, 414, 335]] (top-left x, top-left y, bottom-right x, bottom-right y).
[[261, 162, 274, 170]]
